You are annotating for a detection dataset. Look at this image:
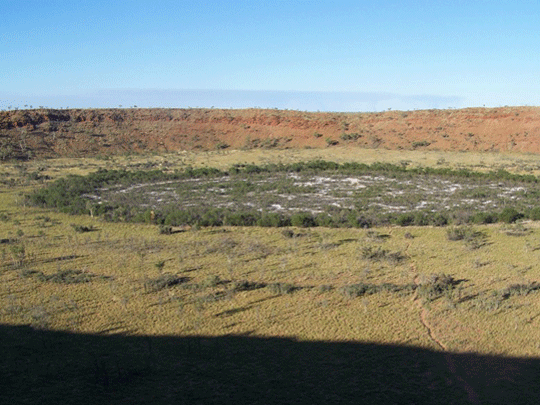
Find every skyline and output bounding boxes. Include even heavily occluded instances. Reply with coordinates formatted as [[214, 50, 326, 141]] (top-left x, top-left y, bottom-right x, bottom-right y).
[[0, 89, 463, 112], [2, 1, 539, 112]]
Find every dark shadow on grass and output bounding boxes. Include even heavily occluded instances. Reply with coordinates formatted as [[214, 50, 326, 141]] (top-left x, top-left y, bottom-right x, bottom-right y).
[[2, 324, 540, 404], [181, 266, 203, 273], [338, 238, 360, 243], [457, 293, 480, 304], [42, 254, 81, 263]]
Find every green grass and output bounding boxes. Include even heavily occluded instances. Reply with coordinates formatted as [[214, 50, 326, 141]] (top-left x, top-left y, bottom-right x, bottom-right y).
[[3, 149, 540, 403], [24, 159, 540, 229]]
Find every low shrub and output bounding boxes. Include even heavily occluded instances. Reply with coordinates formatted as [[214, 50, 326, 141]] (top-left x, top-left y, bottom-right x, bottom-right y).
[[325, 138, 339, 146], [71, 224, 94, 233], [314, 213, 335, 227], [144, 273, 188, 292], [499, 207, 523, 224], [17, 269, 42, 279], [201, 274, 222, 288], [154, 260, 165, 271], [447, 226, 486, 249], [230, 280, 267, 292], [500, 282, 540, 298], [527, 207, 540, 221], [340, 133, 362, 141], [341, 283, 379, 298], [158, 225, 173, 235], [267, 282, 297, 295], [470, 212, 498, 224], [428, 212, 449, 226], [281, 229, 296, 238], [318, 284, 333, 293], [412, 140, 431, 148], [224, 211, 259, 227], [394, 213, 415, 226], [361, 246, 406, 263], [446, 226, 477, 241], [417, 273, 456, 301], [290, 212, 316, 228], [38, 269, 95, 284], [199, 210, 225, 227], [257, 213, 290, 227], [340, 282, 414, 298], [501, 224, 530, 237]]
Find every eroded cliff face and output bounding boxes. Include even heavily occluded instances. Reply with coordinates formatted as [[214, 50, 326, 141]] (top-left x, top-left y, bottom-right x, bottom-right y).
[[1, 106, 540, 160]]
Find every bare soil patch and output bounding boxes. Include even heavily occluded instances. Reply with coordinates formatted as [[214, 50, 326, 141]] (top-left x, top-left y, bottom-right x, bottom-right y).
[[2, 106, 540, 160]]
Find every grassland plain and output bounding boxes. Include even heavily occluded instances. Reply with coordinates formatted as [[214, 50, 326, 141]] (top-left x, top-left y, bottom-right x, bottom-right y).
[[4, 148, 540, 403]]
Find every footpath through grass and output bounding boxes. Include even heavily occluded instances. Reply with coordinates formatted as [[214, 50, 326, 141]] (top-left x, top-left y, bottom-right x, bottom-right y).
[[4, 152, 540, 403]]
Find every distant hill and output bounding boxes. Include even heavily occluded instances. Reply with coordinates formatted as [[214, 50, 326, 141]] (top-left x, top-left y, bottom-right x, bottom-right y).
[[1, 106, 539, 160]]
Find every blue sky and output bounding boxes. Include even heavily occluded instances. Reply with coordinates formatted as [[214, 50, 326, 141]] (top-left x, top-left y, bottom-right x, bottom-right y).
[[1, 0, 539, 111]]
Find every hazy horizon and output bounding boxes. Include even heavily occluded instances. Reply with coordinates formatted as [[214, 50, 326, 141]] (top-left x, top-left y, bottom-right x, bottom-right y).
[[3, 1, 539, 112], [0, 88, 468, 112]]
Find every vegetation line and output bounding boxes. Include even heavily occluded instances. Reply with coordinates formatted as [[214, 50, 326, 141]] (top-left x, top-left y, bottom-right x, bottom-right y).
[[25, 160, 540, 228]]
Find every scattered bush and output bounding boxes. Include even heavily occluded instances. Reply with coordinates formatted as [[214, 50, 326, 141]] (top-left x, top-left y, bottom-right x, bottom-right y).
[[395, 213, 415, 226], [341, 283, 378, 298], [38, 269, 96, 284], [527, 207, 540, 221], [144, 273, 188, 292], [201, 274, 222, 288], [10, 244, 25, 268], [499, 207, 523, 224], [71, 224, 94, 233], [365, 230, 389, 241], [224, 211, 259, 227], [447, 226, 486, 249], [154, 260, 166, 271], [318, 284, 333, 293], [500, 282, 540, 298], [340, 282, 415, 298], [412, 140, 431, 148], [470, 212, 498, 224], [25, 161, 540, 230], [268, 282, 297, 295], [361, 246, 406, 263], [475, 282, 540, 311], [417, 273, 456, 301], [290, 212, 316, 228], [501, 224, 530, 237], [446, 226, 478, 241], [325, 138, 339, 146], [340, 133, 362, 141], [429, 213, 449, 226], [257, 213, 290, 227], [17, 269, 42, 279], [230, 280, 267, 292], [158, 225, 173, 235], [281, 229, 296, 238]]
